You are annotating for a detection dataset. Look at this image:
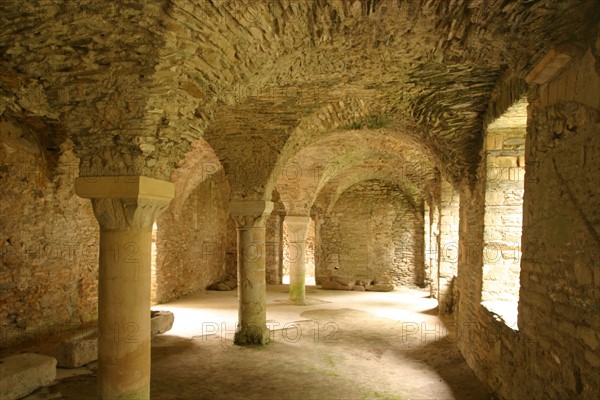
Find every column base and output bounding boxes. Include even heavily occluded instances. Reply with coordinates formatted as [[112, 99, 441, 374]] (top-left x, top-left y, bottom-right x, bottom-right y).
[[100, 386, 149, 400], [289, 281, 306, 305], [234, 325, 270, 345]]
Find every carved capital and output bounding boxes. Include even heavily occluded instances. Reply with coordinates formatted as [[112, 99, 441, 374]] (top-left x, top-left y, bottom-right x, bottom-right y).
[[75, 176, 174, 231], [229, 201, 274, 229], [283, 215, 311, 242], [90, 197, 170, 230]]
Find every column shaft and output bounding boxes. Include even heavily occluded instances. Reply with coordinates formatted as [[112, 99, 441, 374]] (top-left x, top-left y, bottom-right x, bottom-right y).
[[284, 216, 311, 304], [98, 229, 151, 399], [229, 201, 273, 345], [236, 223, 269, 344]]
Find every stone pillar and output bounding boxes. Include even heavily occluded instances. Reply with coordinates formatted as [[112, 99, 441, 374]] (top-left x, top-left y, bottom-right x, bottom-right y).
[[265, 213, 283, 284], [229, 201, 273, 345], [75, 176, 174, 400], [283, 215, 311, 304], [438, 179, 459, 314], [424, 203, 432, 289]]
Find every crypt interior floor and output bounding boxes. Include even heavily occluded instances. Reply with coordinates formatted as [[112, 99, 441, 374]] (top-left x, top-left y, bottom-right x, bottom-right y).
[[23, 285, 494, 400]]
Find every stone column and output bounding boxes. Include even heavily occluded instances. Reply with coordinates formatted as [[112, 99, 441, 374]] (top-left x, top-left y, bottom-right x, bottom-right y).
[[424, 203, 432, 291], [438, 180, 459, 314], [75, 176, 174, 400], [283, 215, 311, 304], [229, 201, 273, 345], [265, 213, 282, 284]]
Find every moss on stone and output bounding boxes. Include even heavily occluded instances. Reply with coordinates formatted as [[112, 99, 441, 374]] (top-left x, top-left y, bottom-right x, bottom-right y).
[[344, 115, 390, 130]]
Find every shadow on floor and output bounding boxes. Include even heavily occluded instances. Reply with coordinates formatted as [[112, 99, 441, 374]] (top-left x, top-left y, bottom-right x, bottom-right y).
[[40, 289, 494, 399]]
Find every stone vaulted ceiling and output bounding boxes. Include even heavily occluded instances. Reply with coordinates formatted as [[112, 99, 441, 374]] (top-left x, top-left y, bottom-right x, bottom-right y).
[[1, 0, 598, 203]]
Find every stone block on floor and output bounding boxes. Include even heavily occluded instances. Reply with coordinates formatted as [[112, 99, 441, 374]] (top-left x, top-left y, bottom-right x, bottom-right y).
[[0, 353, 57, 400], [223, 279, 237, 290], [151, 310, 175, 336], [56, 329, 98, 368], [320, 276, 355, 290], [366, 283, 395, 292], [207, 279, 237, 291]]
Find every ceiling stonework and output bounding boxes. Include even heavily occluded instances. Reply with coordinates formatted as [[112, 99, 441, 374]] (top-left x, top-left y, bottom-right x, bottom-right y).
[[1, 0, 597, 199]]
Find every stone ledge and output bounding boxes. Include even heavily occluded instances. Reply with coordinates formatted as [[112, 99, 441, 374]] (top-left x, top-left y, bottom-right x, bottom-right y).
[[365, 283, 395, 292], [320, 277, 396, 292], [320, 276, 355, 290], [56, 312, 174, 369], [56, 329, 98, 368], [0, 353, 57, 400], [74, 176, 175, 202]]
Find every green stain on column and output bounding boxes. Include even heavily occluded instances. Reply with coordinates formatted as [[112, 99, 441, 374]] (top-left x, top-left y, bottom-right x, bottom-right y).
[[112, 386, 150, 400], [234, 325, 271, 345], [289, 282, 306, 304]]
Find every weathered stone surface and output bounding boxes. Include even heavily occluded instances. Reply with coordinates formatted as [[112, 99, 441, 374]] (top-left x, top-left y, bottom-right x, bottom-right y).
[[223, 280, 238, 290], [151, 311, 175, 337], [366, 283, 395, 292], [317, 181, 425, 288], [266, 210, 284, 284], [56, 329, 98, 368], [206, 279, 237, 291], [229, 201, 272, 346], [0, 120, 99, 348], [373, 275, 394, 285], [432, 180, 460, 314], [331, 276, 356, 286], [320, 278, 353, 291], [207, 282, 232, 291], [0, 353, 57, 400], [0, 2, 597, 399], [156, 174, 230, 304], [55, 310, 174, 368], [456, 49, 600, 400]]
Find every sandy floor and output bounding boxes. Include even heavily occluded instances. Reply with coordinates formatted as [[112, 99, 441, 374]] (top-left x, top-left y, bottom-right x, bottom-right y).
[[24, 285, 494, 400]]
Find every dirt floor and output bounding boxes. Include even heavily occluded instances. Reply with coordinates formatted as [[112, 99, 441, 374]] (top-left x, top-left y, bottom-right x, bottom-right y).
[[21, 285, 495, 400]]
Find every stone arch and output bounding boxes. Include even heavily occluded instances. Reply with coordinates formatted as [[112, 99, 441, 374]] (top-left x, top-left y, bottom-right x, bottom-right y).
[[169, 137, 228, 215], [316, 176, 426, 288], [203, 93, 386, 201], [273, 127, 437, 215], [315, 163, 430, 217]]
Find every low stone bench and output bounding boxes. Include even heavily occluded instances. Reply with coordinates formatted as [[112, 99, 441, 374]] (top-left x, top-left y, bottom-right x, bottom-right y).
[[0, 353, 56, 400], [321, 276, 395, 292], [56, 328, 98, 368], [320, 276, 355, 290], [365, 283, 395, 292], [57, 311, 174, 368]]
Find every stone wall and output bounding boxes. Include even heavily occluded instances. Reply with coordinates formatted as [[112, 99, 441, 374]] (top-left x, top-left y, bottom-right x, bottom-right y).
[[155, 173, 229, 303], [317, 180, 424, 287], [437, 179, 460, 313], [306, 217, 316, 281], [0, 119, 98, 347], [265, 212, 283, 284], [424, 203, 440, 298], [225, 217, 237, 280], [456, 45, 600, 399]]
